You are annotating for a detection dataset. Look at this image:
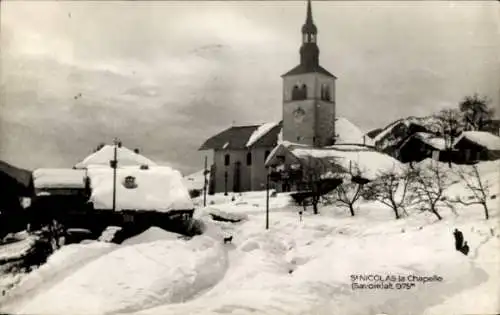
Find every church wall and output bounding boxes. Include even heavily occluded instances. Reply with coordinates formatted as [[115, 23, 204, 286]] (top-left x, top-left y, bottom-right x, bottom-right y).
[[212, 149, 252, 193], [283, 99, 316, 145], [250, 147, 272, 191], [282, 73, 336, 146]]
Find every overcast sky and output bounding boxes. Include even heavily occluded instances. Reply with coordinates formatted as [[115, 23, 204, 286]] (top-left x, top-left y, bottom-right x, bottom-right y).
[[1, 1, 499, 174]]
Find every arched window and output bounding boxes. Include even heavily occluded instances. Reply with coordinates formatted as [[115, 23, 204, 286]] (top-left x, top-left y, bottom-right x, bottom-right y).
[[321, 84, 330, 101], [301, 84, 307, 99], [224, 154, 230, 166], [246, 152, 252, 166], [292, 85, 300, 100]]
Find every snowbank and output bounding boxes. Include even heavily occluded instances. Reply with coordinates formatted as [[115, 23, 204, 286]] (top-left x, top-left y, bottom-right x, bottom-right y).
[[2, 242, 116, 309], [33, 168, 86, 189], [122, 227, 183, 245], [75, 145, 157, 169], [195, 207, 249, 222], [88, 166, 193, 211], [0, 236, 38, 262], [8, 236, 227, 315]]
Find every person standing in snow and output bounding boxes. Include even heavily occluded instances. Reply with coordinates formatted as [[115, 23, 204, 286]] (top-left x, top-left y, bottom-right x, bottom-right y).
[[453, 228, 464, 251]]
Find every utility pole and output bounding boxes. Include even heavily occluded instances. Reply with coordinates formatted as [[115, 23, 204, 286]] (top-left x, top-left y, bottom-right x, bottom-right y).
[[111, 138, 119, 212], [224, 170, 228, 196], [203, 156, 208, 207], [265, 167, 270, 230]]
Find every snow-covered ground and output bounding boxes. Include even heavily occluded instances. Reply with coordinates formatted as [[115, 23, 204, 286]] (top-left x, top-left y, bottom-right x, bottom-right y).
[[1, 161, 499, 315]]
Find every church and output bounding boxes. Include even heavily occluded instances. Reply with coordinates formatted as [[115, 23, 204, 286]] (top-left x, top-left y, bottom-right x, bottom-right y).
[[200, 0, 368, 194]]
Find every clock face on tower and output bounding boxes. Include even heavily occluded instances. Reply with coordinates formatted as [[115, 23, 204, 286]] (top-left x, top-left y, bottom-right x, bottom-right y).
[[293, 107, 306, 123]]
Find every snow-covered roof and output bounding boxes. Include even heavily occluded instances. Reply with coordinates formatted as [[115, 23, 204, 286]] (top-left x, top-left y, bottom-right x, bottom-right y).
[[33, 168, 87, 189], [266, 141, 403, 180], [453, 131, 500, 150], [246, 122, 280, 147], [407, 132, 446, 151], [75, 145, 157, 169], [335, 117, 374, 146], [199, 122, 282, 150], [88, 166, 193, 211]]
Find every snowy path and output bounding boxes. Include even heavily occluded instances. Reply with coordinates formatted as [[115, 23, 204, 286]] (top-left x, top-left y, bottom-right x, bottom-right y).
[[422, 228, 500, 315]]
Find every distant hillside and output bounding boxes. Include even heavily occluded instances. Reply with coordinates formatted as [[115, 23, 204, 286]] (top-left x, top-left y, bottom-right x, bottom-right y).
[[371, 116, 441, 155]]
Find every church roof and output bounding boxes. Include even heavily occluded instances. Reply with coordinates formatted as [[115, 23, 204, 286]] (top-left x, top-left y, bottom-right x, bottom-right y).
[[199, 122, 282, 151], [282, 64, 336, 78]]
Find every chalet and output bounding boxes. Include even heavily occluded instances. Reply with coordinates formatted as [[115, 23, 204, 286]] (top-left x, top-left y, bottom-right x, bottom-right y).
[[453, 131, 500, 164], [28, 144, 195, 237], [395, 132, 447, 163]]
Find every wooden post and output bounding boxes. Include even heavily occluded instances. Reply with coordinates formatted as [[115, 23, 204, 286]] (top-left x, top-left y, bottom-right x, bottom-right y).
[[224, 170, 228, 196], [266, 167, 270, 230], [203, 156, 208, 207], [112, 138, 118, 212]]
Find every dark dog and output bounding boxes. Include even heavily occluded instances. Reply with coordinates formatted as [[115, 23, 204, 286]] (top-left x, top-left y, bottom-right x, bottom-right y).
[[223, 236, 233, 244]]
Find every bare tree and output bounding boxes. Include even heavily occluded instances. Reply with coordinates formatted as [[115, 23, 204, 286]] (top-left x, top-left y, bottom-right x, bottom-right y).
[[452, 164, 491, 220], [435, 108, 463, 167], [332, 180, 364, 217], [412, 161, 452, 220], [459, 93, 495, 131], [364, 166, 417, 219], [328, 163, 367, 217]]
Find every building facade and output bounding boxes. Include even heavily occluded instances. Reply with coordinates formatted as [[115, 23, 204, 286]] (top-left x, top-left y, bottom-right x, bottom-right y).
[[282, 0, 336, 146], [200, 0, 337, 193]]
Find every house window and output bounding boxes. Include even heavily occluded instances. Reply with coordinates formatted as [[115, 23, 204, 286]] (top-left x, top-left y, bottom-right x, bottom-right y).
[[123, 176, 137, 189], [224, 154, 230, 166], [246, 152, 252, 166]]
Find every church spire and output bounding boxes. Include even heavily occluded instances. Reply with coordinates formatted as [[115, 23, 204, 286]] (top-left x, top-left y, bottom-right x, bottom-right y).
[[302, 0, 317, 35], [300, 0, 319, 68]]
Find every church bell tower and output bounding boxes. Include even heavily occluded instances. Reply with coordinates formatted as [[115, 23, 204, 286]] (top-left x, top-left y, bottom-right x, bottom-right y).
[[281, 0, 337, 147]]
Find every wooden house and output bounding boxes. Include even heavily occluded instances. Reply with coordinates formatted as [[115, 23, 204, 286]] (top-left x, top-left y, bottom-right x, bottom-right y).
[[395, 132, 447, 163], [453, 131, 500, 164]]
